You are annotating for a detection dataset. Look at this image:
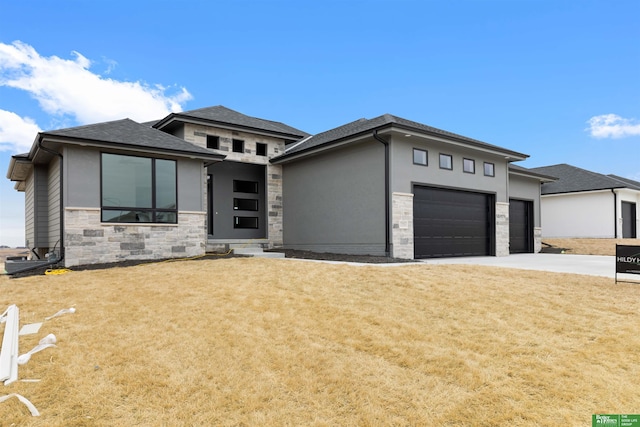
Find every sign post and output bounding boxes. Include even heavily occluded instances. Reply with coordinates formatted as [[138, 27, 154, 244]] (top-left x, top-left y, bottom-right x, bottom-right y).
[[615, 245, 640, 284]]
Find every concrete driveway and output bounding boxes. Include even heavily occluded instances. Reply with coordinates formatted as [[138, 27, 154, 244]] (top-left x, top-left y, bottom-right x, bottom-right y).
[[422, 253, 621, 279]]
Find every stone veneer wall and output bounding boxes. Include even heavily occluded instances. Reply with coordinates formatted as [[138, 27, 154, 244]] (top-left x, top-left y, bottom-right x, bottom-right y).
[[495, 202, 510, 257], [183, 124, 285, 247], [391, 192, 414, 259], [64, 208, 206, 267], [534, 227, 542, 253]]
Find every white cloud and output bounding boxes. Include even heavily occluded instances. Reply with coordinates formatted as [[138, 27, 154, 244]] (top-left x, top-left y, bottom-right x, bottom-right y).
[[587, 114, 640, 139], [0, 41, 192, 125], [0, 109, 41, 153]]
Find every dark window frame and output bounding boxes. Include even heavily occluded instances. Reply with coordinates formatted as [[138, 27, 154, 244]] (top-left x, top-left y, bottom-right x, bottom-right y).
[[484, 162, 495, 177], [206, 135, 220, 149], [463, 158, 475, 174], [232, 139, 244, 153], [413, 148, 428, 166], [439, 153, 453, 170], [256, 143, 267, 156], [100, 153, 178, 224]]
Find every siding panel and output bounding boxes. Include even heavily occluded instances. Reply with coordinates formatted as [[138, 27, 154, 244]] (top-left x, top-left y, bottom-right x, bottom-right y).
[[47, 156, 61, 250]]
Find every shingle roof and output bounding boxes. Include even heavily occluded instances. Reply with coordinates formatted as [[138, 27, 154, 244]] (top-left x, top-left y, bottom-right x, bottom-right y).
[[508, 164, 557, 182], [40, 118, 223, 160], [154, 105, 309, 139], [607, 174, 640, 190], [276, 113, 528, 161], [530, 164, 640, 194]]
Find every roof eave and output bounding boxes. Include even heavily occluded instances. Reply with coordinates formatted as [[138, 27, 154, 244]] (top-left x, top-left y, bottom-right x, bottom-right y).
[[391, 124, 528, 161], [273, 122, 529, 164], [6, 155, 32, 181], [541, 186, 626, 196], [508, 167, 557, 182], [154, 114, 306, 141], [39, 135, 226, 162]]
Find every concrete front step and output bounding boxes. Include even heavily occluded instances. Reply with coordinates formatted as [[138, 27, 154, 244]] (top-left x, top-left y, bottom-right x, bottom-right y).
[[232, 247, 285, 258]]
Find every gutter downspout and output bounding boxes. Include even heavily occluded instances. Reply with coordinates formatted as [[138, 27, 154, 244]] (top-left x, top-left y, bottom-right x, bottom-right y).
[[37, 139, 64, 263], [373, 130, 391, 257], [612, 188, 617, 238]]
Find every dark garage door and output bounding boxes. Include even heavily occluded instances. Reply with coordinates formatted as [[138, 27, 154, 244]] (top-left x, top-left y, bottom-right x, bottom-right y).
[[509, 199, 533, 253], [622, 201, 637, 238], [413, 186, 494, 258]]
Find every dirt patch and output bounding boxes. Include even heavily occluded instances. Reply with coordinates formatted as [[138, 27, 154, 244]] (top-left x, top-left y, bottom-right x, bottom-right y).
[[266, 249, 416, 264]]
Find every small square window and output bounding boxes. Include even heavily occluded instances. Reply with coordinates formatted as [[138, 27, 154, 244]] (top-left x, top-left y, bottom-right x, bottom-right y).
[[413, 148, 428, 166], [206, 135, 219, 149], [232, 139, 244, 153], [484, 162, 495, 177], [439, 154, 453, 170], [256, 143, 267, 156], [463, 158, 475, 174]]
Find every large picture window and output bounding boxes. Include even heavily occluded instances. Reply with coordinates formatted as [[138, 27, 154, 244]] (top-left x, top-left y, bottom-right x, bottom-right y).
[[101, 153, 177, 223]]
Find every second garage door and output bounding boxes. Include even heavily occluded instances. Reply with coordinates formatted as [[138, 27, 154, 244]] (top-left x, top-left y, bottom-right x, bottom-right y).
[[413, 186, 494, 258]]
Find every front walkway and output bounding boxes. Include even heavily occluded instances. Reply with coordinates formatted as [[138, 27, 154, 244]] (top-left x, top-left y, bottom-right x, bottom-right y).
[[422, 253, 617, 278]]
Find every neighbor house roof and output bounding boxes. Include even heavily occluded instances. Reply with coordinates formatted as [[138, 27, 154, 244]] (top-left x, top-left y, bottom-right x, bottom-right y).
[[530, 164, 640, 194], [35, 118, 225, 161], [272, 113, 528, 163], [607, 174, 640, 190], [153, 105, 309, 140], [508, 164, 556, 182]]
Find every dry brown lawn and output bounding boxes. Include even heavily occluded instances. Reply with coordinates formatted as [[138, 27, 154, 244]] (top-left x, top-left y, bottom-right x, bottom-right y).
[[1, 257, 640, 426], [543, 238, 640, 256]]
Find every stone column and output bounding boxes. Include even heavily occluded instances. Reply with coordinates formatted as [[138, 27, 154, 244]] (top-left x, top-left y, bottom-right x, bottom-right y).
[[391, 192, 414, 259], [495, 202, 509, 257], [267, 163, 283, 247]]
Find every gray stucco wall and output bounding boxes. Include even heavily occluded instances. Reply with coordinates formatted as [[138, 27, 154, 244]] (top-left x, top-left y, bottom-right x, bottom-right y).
[[390, 136, 508, 201], [282, 140, 386, 255], [64, 146, 205, 211], [508, 174, 542, 227], [24, 170, 35, 248]]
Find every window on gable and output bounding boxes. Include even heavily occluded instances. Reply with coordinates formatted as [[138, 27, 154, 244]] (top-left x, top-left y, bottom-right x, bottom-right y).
[[413, 148, 428, 166], [463, 158, 475, 174], [232, 139, 244, 153], [484, 162, 495, 177], [256, 143, 267, 156], [439, 154, 453, 170], [101, 153, 177, 223], [206, 135, 220, 149]]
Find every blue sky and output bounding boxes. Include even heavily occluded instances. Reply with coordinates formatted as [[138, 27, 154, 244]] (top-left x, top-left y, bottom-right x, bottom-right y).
[[1, 0, 639, 247]]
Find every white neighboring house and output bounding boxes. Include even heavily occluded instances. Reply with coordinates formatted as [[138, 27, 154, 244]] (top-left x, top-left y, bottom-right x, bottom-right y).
[[530, 164, 640, 239]]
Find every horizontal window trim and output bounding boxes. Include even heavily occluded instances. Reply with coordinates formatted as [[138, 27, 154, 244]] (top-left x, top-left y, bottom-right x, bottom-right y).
[[101, 208, 178, 224]]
